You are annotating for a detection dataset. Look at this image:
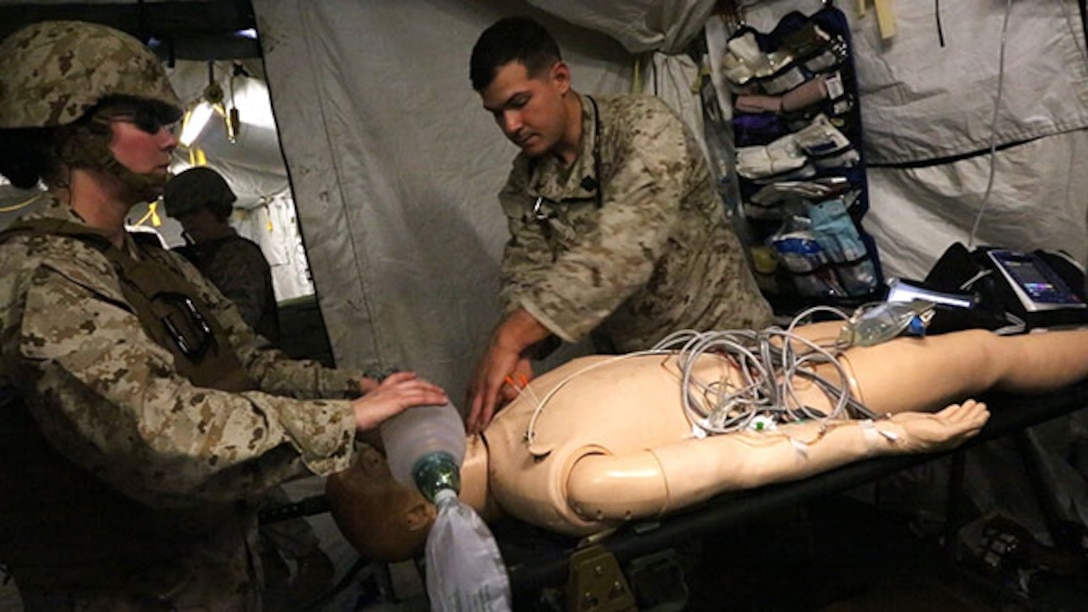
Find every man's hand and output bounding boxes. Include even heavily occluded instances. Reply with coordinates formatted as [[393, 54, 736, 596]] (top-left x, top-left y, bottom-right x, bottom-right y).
[[467, 346, 532, 434], [357, 376, 380, 395], [466, 308, 551, 434], [500, 357, 534, 404], [351, 372, 448, 431]]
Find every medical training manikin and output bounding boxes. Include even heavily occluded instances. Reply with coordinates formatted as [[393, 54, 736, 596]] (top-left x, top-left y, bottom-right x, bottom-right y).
[[328, 320, 1088, 560]]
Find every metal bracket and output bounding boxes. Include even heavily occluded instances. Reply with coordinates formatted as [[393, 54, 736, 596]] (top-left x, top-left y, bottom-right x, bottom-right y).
[[566, 545, 637, 612]]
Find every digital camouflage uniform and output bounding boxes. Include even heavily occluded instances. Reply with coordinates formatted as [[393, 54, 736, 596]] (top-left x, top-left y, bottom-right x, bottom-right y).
[[164, 167, 282, 346], [0, 21, 369, 609], [175, 233, 282, 345], [499, 93, 772, 351], [0, 197, 363, 610]]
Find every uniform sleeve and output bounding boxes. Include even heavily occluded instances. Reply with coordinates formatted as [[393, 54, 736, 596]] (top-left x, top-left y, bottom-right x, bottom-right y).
[[520, 108, 689, 342], [164, 250, 366, 399], [201, 240, 270, 332], [498, 162, 555, 314], [16, 264, 356, 509]]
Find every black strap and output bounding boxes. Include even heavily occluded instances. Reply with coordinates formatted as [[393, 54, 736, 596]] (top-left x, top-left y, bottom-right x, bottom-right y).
[[585, 94, 604, 209]]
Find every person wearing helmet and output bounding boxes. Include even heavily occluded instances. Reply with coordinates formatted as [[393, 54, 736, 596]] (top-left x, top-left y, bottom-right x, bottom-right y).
[[165, 166, 282, 345], [0, 20, 448, 611], [163, 170, 329, 609]]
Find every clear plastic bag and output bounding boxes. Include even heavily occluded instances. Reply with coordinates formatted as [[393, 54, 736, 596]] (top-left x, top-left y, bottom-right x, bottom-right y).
[[425, 489, 511, 611]]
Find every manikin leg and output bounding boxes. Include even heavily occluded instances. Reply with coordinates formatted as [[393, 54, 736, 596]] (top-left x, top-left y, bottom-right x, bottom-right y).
[[835, 328, 1088, 415], [564, 328, 1088, 530]]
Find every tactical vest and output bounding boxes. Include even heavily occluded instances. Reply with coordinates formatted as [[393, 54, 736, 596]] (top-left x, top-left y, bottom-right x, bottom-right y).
[[1, 218, 257, 391], [0, 219, 259, 593], [174, 235, 283, 345]]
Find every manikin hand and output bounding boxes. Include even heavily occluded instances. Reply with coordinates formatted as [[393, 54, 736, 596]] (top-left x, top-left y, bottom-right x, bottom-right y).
[[882, 400, 990, 453], [352, 371, 448, 431]]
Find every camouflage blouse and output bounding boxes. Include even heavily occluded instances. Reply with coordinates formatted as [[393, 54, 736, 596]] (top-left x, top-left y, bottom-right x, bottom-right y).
[[498, 93, 772, 351], [0, 196, 363, 605]]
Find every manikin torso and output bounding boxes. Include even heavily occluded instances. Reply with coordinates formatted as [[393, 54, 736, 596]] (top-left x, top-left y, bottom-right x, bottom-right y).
[[480, 351, 840, 535]]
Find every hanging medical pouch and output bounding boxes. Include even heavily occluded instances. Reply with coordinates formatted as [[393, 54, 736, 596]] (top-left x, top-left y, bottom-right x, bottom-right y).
[[721, 4, 883, 308]]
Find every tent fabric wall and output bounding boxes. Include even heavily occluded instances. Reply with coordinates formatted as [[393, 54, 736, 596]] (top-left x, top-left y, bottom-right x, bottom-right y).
[[252, 0, 633, 392], [735, 0, 1088, 280], [234, 194, 316, 301], [527, 0, 715, 54], [528, 0, 717, 162]]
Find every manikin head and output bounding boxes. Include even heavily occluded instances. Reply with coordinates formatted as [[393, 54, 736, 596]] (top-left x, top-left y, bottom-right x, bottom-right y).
[[326, 433, 494, 562], [470, 17, 579, 161], [164, 166, 237, 243], [0, 20, 182, 203]]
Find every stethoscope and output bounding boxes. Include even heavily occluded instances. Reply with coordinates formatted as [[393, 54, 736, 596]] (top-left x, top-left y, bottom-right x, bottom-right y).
[[530, 95, 604, 222]]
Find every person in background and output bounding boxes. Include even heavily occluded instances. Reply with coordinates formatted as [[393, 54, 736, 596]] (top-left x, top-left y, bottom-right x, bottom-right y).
[[465, 16, 773, 433], [0, 20, 447, 611], [165, 166, 281, 345], [165, 166, 331, 610]]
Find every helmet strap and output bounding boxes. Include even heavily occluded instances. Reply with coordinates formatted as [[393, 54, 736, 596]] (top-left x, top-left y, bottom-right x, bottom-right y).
[[56, 118, 168, 204]]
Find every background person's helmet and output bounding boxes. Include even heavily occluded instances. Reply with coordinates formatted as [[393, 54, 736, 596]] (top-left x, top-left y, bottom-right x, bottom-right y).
[[165, 166, 237, 220], [0, 20, 181, 128]]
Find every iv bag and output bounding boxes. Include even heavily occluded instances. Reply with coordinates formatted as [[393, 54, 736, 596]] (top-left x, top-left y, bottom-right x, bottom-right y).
[[425, 489, 511, 611]]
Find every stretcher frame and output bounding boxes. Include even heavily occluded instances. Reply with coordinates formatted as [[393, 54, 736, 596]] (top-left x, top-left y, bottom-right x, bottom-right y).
[[494, 379, 1088, 601]]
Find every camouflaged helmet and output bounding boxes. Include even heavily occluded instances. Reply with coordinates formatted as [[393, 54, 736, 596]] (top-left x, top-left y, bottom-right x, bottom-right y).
[[0, 20, 181, 128], [164, 166, 237, 219]]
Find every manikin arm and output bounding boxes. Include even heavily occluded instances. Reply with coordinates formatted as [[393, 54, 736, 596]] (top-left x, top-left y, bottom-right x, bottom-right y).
[[565, 401, 988, 522]]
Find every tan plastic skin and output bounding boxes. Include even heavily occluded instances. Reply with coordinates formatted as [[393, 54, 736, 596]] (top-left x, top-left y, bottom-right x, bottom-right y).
[[329, 323, 1088, 553]]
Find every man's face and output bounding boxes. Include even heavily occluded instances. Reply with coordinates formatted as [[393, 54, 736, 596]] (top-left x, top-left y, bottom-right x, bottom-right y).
[[175, 205, 222, 244], [480, 61, 570, 158]]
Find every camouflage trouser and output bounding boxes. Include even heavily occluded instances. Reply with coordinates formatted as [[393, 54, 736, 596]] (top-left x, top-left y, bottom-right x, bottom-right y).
[[257, 483, 334, 612], [10, 520, 262, 612]]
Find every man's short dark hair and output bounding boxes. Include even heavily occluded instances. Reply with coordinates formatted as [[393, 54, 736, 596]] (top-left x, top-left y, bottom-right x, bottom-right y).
[[470, 17, 562, 92]]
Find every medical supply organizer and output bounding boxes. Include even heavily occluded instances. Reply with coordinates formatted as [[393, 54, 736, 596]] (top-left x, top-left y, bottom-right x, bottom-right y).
[[707, 3, 884, 312]]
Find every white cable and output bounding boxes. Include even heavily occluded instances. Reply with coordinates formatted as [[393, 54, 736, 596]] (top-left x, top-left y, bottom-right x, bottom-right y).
[[520, 307, 887, 443], [966, 0, 1014, 250]]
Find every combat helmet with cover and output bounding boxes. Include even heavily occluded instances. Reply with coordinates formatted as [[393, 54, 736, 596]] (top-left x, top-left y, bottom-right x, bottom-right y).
[[165, 166, 237, 219], [0, 19, 181, 128]]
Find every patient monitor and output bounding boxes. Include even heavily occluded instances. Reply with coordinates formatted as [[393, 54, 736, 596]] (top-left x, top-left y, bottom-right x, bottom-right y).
[[985, 249, 1085, 313], [922, 243, 1088, 332]]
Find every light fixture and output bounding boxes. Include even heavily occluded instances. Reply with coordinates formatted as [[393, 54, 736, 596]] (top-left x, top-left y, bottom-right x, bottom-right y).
[[179, 99, 215, 147], [178, 62, 241, 148]]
